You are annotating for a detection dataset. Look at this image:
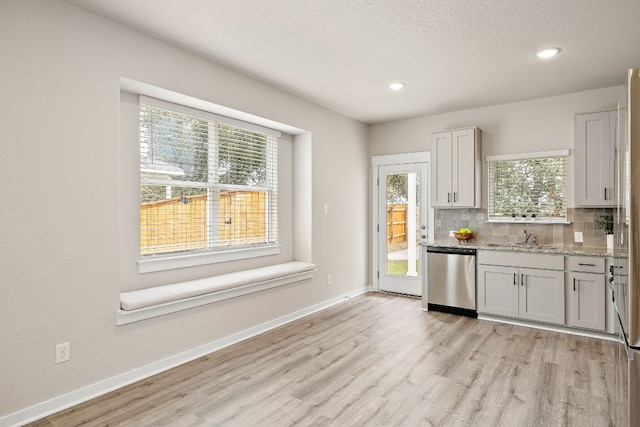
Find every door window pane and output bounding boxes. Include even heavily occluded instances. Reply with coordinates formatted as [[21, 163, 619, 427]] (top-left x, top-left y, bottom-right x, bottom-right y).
[[386, 172, 420, 277]]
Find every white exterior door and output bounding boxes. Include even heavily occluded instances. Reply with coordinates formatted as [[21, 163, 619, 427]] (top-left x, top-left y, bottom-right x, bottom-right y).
[[376, 162, 429, 296]]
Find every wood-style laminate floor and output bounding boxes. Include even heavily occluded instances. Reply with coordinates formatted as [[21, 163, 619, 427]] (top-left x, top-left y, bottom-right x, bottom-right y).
[[28, 293, 617, 426]]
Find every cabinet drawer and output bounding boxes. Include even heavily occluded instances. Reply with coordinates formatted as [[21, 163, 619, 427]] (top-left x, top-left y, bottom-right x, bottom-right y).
[[567, 256, 605, 273], [478, 250, 564, 270]]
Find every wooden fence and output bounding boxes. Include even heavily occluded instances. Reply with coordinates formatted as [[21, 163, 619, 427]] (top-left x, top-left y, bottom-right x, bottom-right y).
[[140, 191, 266, 255], [387, 204, 407, 243]]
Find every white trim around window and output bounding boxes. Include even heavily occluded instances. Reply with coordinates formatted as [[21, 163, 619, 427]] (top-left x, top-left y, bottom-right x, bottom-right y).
[[485, 149, 569, 162]]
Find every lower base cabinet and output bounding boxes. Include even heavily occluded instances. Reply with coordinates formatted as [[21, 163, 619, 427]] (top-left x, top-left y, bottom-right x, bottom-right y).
[[566, 255, 608, 332], [477, 265, 518, 318], [478, 264, 565, 325], [567, 272, 606, 331], [477, 251, 613, 333]]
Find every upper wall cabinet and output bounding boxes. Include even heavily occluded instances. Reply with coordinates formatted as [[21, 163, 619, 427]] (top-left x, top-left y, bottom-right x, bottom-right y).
[[574, 110, 617, 207], [431, 127, 482, 208]]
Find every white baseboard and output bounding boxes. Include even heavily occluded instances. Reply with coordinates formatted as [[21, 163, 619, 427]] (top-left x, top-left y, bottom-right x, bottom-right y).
[[477, 314, 617, 342], [0, 286, 371, 427]]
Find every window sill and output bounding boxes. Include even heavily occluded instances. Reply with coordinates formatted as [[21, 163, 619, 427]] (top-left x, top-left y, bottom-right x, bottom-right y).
[[138, 244, 281, 273], [486, 219, 570, 225]]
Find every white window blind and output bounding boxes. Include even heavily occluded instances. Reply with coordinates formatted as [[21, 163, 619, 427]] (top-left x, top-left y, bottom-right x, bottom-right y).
[[139, 96, 279, 256], [487, 152, 567, 221]]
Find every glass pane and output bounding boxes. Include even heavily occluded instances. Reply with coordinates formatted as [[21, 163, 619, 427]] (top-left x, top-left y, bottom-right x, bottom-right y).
[[140, 185, 208, 255], [218, 124, 268, 186], [489, 157, 566, 219], [386, 172, 420, 277], [217, 190, 270, 247], [140, 185, 274, 255], [140, 105, 209, 183]]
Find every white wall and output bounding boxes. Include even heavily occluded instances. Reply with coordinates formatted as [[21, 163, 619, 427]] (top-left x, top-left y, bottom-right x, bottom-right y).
[[0, 0, 368, 419], [369, 85, 625, 208]]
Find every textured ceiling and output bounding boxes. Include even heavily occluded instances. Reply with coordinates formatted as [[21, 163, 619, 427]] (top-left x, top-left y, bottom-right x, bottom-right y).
[[65, 0, 640, 124]]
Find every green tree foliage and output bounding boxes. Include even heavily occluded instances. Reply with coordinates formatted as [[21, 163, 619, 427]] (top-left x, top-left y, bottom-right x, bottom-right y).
[[386, 173, 421, 205], [386, 173, 408, 204]]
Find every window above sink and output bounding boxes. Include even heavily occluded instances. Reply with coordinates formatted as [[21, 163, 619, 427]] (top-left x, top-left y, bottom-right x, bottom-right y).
[[486, 149, 569, 224]]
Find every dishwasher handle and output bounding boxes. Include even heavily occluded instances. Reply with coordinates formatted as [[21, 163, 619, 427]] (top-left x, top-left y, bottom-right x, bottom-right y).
[[426, 246, 476, 256]]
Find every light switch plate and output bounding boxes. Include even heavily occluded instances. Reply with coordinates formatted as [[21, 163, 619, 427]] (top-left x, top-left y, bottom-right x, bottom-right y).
[[574, 231, 583, 243]]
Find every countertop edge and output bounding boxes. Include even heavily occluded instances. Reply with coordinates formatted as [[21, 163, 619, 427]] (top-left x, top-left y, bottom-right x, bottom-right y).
[[426, 241, 625, 257]]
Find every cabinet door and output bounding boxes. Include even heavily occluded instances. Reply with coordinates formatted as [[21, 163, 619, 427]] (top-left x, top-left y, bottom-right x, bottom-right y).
[[575, 111, 616, 206], [609, 110, 620, 206], [477, 265, 519, 317], [568, 272, 606, 331], [518, 268, 565, 325], [452, 128, 477, 207], [431, 131, 453, 207]]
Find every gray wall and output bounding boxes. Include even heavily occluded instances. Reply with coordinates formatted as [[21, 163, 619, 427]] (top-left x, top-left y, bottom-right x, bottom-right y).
[[0, 0, 368, 417]]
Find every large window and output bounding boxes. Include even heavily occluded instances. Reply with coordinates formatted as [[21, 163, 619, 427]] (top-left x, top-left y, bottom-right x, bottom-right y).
[[139, 96, 279, 257], [487, 150, 568, 222]]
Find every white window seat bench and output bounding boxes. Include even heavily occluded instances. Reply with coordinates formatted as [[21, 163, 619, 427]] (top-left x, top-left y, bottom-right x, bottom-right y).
[[116, 261, 317, 325]]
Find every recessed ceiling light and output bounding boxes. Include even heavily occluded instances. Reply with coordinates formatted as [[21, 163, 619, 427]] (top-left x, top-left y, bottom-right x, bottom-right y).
[[389, 82, 405, 91], [534, 48, 560, 59]]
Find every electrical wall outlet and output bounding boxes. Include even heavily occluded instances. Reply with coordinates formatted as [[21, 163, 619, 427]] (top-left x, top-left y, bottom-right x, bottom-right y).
[[574, 231, 583, 243], [56, 342, 70, 363], [449, 230, 456, 237], [323, 204, 329, 214], [327, 274, 332, 286]]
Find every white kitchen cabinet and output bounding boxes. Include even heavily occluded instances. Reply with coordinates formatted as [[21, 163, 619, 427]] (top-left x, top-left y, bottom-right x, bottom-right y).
[[518, 268, 565, 325], [568, 272, 606, 331], [566, 256, 606, 331], [477, 251, 565, 325], [431, 127, 481, 208], [574, 110, 617, 207], [477, 265, 519, 318], [607, 257, 628, 334]]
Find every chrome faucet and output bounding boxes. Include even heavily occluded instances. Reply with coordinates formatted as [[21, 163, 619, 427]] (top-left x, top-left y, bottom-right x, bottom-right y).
[[523, 230, 536, 244]]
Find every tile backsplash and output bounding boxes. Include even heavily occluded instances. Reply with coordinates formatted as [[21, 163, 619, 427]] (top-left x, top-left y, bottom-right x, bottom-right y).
[[434, 208, 624, 250]]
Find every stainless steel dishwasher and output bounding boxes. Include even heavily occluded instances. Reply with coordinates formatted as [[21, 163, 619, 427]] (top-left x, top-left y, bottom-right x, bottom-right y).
[[425, 246, 477, 318]]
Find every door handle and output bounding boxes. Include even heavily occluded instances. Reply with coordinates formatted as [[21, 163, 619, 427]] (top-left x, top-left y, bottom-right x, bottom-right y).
[[513, 273, 516, 286], [578, 263, 596, 267], [604, 187, 607, 200], [447, 192, 451, 203], [573, 278, 576, 291], [453, 192, 457, 202], [521, 273, 524, 286]]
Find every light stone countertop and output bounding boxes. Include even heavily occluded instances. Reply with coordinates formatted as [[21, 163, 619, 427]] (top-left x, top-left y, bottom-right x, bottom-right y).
[[427, 240, 625, 257]]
